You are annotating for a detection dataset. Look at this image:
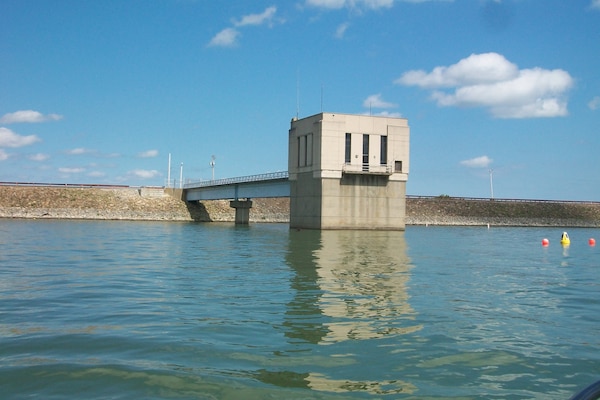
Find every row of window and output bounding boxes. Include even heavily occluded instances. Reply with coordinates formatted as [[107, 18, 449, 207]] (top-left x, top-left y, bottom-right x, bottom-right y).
[[345, 133, 387, 166], [297, 132, 402, 173]]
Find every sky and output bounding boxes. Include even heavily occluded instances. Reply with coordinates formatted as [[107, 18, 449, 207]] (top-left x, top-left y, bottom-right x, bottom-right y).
[[1, 0, 599, 200]]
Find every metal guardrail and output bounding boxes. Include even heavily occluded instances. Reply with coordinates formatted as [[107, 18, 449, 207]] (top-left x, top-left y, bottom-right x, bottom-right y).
[[0, 181, 132, 188], [2, 180, 599, 205], [184, 171, 289, 189], [342, 163, 393, 175], [405, 195, 600, 205]]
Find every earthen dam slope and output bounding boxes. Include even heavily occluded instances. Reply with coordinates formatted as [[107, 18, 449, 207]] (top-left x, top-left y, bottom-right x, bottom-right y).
[[1, 185, 599, 227]]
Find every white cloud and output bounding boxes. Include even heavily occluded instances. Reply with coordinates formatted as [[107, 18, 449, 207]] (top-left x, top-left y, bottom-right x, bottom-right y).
[[233, 6, 278, 27], [87, 171, 106, 178], [306, 0, 393, 9], [306, 0, 346, 9], [138, 149, 159, 158], [208, 28, 240, 47], [0, 149, 9, 161], [59, 167, 85, 174], [364, 110, 403, 117], [591, 0, 600, 10], [209, 6, 282, 48], [588, 96, 600, 110], [0, 110, 63, 124], [397, 53, 519, 88], [130, 169, 160, 179], [306, 0, 449, 9], [335, 22, 350, 38], [29, 153, 50, 161], [362, 0, 394, 8], [0, 127, 41, 147], [460, 155, 493, 168], [396, 52, 574, 118], [66, 147, 93, 155], [363, 93, 397, 109]]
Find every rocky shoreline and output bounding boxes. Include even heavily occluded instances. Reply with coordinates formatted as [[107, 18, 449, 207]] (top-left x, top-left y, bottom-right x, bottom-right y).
[[0, 186, 288, 223], [1, 185, 600, 227], [405, 196, 600, 227]]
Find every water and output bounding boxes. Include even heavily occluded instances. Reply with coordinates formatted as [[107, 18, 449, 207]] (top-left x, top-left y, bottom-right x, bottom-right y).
[[1, 220, 599, 399]]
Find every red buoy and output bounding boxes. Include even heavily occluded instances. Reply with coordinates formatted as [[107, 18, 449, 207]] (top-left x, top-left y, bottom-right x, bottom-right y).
[[542, 238, 550, 246], [589, 238, 596, 246]]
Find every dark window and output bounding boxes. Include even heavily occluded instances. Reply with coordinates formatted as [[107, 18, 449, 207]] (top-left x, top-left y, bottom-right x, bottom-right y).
[[303, 135, 307, 166], [362, 134, 369, 171], [306, 134, 312, 166], [345, 133, 351, 164], [380, 136, 387, 165], [395, 160, 402, 172], [298, 136, 307, 167]]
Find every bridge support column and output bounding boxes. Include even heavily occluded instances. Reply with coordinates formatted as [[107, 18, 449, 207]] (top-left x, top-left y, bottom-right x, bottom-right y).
[[229, 200, 253, 224]]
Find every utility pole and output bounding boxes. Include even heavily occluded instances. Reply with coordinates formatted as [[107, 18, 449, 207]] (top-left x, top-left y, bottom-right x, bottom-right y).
[[179, 162, 183, 189], [489, 169, 494, 199], [167, 153, 171, 188]]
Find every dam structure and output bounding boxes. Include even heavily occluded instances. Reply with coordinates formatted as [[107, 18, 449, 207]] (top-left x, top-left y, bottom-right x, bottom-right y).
[[184, 112, 410, 229]]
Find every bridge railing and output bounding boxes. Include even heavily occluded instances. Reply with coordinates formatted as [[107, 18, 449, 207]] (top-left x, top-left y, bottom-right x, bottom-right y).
[[184, 171, 289, 189]]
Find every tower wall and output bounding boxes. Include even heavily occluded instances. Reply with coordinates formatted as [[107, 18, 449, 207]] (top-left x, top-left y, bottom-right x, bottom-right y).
[[289, 113, 409, 230]]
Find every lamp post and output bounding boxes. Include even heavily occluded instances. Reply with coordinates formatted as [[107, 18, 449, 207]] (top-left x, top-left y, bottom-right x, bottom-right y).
[[167, 153, 171, 188], [210, 155, 216, 181], [489, 169, 494, 199], [179, 162, 183, 189]]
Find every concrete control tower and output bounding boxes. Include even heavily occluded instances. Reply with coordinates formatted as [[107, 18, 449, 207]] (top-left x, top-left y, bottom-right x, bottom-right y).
[[288, 112, 410, 230]]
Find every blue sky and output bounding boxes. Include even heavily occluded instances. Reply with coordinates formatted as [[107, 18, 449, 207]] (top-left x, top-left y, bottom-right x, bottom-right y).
[[1, 0, 599, 200]]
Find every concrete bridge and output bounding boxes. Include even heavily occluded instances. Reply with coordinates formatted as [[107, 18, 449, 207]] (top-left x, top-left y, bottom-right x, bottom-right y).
[[183, 172, 290, 224], [180, 112, 410, 230]]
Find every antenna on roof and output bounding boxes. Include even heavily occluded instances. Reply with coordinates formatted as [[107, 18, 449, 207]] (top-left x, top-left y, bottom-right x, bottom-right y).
[[320, 83, 323, 112]]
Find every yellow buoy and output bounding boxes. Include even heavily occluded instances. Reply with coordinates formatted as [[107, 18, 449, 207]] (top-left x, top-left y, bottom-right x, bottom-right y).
[[560, 231, 570, 246]]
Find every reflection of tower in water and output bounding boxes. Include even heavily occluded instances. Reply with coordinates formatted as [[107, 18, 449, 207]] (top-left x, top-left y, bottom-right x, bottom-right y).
[[280, 229, 422, 395], [315, 230, 421, 344], [284, 229, 330, 344], [285, 229, 421, 345]]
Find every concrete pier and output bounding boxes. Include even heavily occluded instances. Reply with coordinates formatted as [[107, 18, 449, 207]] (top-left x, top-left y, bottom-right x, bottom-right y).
[[229, 200, 253, 224]]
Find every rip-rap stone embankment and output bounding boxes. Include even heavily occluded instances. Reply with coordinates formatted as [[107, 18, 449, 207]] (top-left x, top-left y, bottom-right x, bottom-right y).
[[1, 186, 599, 227]]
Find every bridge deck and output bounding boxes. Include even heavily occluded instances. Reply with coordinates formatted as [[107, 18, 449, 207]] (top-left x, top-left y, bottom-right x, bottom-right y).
[[184, 172, 290, 201]]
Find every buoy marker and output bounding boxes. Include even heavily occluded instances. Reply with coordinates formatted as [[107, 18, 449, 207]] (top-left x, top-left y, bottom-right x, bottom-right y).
[[560, 232, 570, 246], [589, 238, 596, 246], [542, 238, 550, 246]]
